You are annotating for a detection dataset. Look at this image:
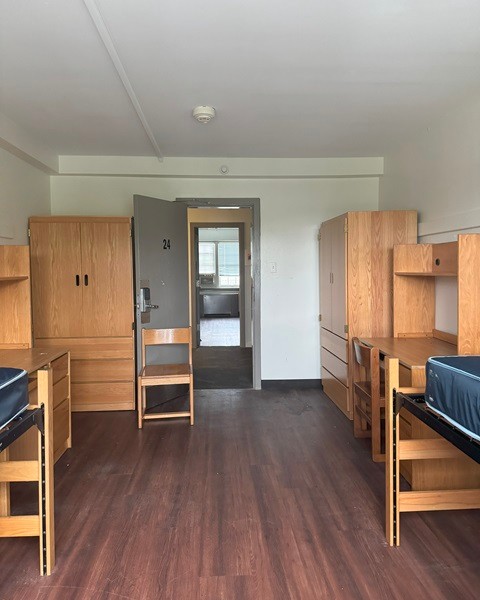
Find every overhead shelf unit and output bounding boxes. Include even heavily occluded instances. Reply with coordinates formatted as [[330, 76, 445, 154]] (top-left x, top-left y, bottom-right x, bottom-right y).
[[394, 235, 480, 354], [0, 246, 32, 349]]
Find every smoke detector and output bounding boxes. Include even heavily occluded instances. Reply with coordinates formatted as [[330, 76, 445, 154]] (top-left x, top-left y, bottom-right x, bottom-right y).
[[193, 105, 216, 124]]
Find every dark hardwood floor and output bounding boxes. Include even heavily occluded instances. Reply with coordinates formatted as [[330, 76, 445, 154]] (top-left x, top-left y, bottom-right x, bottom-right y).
[[193, 347, 252, 389], [1, 388, 479, 599]]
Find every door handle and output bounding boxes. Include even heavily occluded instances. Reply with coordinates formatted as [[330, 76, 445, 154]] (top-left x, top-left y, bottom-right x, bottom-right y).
[[75, 275, 80, 286], [145, 303, 159, 310], [84, 274, 89, 286]]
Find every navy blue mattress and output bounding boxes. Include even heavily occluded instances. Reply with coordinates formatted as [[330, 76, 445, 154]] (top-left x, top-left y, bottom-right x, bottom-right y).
[[0, 368, 29, 429], [426, 356, 480, 441]]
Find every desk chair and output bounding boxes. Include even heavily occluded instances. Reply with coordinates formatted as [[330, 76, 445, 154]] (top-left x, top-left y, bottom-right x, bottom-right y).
[[137, 328, 194, 428], [352, 338, 385, 462]]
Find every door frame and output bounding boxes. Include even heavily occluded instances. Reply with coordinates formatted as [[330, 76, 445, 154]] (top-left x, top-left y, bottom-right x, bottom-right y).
[[177, 197, 261, 390]]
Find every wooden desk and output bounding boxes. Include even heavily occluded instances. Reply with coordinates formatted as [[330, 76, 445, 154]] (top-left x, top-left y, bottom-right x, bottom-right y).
[[360, 337, 456, 387], [360, 336, 480, 491], [0, 348, 71, 463]]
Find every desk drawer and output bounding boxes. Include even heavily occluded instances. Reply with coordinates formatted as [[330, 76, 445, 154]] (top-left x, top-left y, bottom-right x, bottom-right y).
[[28, 375, 69, 410], [321, 348, 348, 387], [53, 397, 70, 457], [322, 367, 349, 417], [52, 353, 69, 384], [321, 329, 348, 363]]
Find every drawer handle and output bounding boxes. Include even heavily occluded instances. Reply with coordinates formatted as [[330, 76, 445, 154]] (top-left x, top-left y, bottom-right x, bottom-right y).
[[75, 274, 80, 286], [84, 274, 89, 286]]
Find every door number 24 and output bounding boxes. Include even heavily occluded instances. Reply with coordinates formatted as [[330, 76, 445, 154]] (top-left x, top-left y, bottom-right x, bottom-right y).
[[163, 239, 171, 250]]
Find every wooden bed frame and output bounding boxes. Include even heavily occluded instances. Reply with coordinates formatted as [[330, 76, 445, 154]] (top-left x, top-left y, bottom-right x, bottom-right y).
[[385, 357, 480, 546]]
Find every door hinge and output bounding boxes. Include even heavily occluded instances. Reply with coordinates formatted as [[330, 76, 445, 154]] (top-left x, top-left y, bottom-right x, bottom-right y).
[[344, 324, 349, 334], [319, 314, 322, 322], [344, 219, 348, 233], [318, 232, 321, 241], [27, 228, 31, 238], [132, 322, 135, 330]]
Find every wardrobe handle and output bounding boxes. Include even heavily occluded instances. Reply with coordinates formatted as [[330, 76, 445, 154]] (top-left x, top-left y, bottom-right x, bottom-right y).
[[75, 275, 80, 286], [84, 274, 89, 286]]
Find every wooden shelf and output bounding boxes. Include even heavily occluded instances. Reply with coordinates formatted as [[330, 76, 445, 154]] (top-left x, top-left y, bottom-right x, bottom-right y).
[[394, 271, 457, 277], [0, 245, 32, 348], [0, 276, 29, 282]]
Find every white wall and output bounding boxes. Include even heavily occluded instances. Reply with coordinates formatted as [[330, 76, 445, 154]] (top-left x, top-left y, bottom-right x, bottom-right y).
[[379, 94, 480, 231], [379, 93, 480, 334], [51, 175, 379, 380], [0, 147, 50, 244]]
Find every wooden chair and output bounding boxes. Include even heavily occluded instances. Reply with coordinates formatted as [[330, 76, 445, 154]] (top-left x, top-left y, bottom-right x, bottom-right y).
[[352, 338, 385, 462], [137, 328, 194, 428]]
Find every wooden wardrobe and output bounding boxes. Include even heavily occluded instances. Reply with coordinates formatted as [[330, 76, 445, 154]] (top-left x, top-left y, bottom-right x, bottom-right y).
[[29, 217, 135, 412], [320, 211, 417, 419]]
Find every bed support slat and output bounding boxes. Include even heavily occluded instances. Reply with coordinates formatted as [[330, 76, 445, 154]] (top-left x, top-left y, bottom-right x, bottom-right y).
[[399, 489, 480, 512], [398, 439, 465, 460]]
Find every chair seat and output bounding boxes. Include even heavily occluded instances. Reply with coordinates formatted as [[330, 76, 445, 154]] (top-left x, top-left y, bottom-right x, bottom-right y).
[[140, 363, 191, 382]]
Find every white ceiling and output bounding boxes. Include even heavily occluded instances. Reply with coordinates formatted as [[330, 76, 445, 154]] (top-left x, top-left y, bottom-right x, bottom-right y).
[[1, 0, 480, 158]]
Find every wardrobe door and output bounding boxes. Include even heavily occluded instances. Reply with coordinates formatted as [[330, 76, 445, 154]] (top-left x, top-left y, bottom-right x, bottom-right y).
[[330, 215, 347, 339], [80, 221, 133, 337], [30, 221, 83, 338], [319, 221, 332, 331]]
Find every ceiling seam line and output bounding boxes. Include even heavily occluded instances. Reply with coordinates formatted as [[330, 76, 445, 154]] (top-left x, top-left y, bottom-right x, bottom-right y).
[[82, 0, 163, 160]]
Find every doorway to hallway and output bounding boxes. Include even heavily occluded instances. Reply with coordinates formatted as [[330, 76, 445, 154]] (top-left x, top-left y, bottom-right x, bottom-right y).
[[187, 206, 256, 389]]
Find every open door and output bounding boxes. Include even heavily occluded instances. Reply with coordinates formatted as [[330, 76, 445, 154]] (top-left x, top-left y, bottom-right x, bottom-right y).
[[133, 195, 189, 371]]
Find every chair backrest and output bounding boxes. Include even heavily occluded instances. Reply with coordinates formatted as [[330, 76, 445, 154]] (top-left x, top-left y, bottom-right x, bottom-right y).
[[352, 337, 380, 393], [353, 337, 373, 370], [141, 327, 192, 367]]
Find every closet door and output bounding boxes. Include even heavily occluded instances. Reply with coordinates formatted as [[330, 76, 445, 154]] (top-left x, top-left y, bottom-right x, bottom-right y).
[[80, 221, 133, 337], [330, 215, 347, 339], [319, 221, 332, 331], [30, 221, 83, 338]]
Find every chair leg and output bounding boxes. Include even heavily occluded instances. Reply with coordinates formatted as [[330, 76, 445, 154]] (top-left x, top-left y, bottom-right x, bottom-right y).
[[137, 380, 143, 429], [371, 397, 383, 462], [189, 376, 194, 426], [353, 392, 361, 438]]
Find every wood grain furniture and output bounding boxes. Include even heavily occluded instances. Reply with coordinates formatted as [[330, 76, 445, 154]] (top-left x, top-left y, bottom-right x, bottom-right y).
[[29, 216, 135, 412], [385, 357, 480, 546], [352, 338, 385, 462], [320, 210, 417, 419], [360, 336, 480, 490], [0, 245, 32, 349], [384, 232, 480, 487], [0, 368, 55, 575], [137, 328, 194, 428], [0, 348, 71, 464], [393, 235, 480, 351]]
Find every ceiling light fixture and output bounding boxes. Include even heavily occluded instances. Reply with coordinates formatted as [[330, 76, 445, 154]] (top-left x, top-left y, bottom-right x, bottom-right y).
[[193, 105, 216, 124]]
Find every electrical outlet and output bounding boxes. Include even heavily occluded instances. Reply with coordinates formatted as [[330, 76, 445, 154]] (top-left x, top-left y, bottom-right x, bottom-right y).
[[269, 261, 277, 273]]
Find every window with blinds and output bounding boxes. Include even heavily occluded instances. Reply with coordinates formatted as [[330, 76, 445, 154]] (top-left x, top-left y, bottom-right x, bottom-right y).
[[218, 241, 240, 287], [199, 242, 216, 274], [199, 241, 240, 287]]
